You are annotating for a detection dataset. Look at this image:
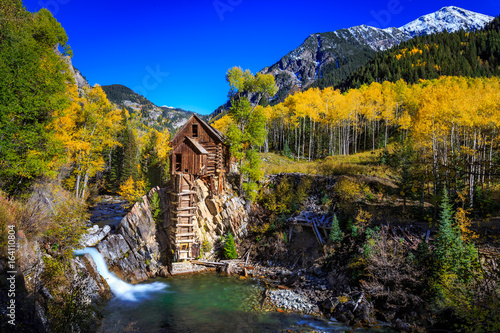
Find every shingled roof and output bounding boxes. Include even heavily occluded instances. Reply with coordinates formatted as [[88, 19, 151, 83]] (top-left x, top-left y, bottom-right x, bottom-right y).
[[184, 136, 209, 154]]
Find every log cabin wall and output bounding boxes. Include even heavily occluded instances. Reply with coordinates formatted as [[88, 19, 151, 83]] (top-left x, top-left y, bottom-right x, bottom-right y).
[[170, 115, 227, 176]]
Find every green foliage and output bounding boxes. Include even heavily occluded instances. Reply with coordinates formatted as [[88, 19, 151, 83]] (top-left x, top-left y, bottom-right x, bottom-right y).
[[329, 214, 343, 244], [283, 141, 292, 159], [105, 111, 141, 193], [0, 2, 72, 194], [150, 191, 161, 222], [341, 23, 500, 90], [140, 130, 164, 188], [432, 189, 483, 312], [225, 67, 277, 201], [223, 232, 238, 259], [347, 219, 358, 237]]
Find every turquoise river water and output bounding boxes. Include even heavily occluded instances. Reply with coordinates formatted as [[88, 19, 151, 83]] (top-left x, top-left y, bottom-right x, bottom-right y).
[[97, 273, 358, 333]]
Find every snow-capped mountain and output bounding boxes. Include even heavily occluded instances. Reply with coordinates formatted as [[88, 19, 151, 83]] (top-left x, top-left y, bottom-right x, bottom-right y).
[[209, 6, 496, 117], [400, 6, 494, 37], [254, 6, 495, 105], [254, 25, 412, 105]]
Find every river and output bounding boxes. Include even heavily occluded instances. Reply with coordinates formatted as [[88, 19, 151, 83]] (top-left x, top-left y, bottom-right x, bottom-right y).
[[97, 273, 353, 333], [85, 197, 387, 332]]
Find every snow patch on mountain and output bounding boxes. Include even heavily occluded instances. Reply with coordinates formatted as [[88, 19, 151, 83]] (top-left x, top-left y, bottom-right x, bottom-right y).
[[400, 6, 494, 37]]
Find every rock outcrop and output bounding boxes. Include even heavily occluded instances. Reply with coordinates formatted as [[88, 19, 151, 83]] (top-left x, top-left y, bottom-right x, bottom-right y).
[[193, 178, 249, 247], [94, 187, 166, 283], [84, 177, 250, 283], [0, 229, 112, 333], [81, 224, 111, 247]]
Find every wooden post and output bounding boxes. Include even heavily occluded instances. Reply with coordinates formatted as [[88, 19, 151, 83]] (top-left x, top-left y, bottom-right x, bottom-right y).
[[311, 218, 324, 245]]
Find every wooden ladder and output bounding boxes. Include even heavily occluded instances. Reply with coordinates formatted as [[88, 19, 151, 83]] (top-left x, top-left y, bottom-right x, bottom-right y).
[[171, 174, 198, 260]]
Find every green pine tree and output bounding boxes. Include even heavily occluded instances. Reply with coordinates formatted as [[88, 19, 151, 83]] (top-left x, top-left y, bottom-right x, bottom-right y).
[[329, 214, 343, 244], [434, 189, 482, 297], [223, 232, 238, 259]]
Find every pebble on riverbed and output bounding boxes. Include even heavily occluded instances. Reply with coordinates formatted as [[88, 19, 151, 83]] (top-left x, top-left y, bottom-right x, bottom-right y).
[[267, 289, 318, 314]]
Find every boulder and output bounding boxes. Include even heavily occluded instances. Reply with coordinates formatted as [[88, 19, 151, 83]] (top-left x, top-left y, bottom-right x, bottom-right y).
[[95, 188, 163, 283], [205, 198, 219, 215], [81, 225, 111, 247]]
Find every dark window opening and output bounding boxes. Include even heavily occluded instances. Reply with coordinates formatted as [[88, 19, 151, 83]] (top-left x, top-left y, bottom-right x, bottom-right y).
[[175, 154, 182, 172], [192, 124, 198, 138]]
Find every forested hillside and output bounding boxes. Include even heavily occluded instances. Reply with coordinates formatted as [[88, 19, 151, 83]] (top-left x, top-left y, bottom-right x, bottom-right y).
[[215, 75, 500, 213], [101, 84, 197, 133], [0, 0, 172, 200], [338, 15, 500, 89], [0, 2, 72, 194]]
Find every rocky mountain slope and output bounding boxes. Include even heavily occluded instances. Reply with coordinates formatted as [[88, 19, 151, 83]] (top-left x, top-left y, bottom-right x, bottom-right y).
[[260, 26, 410, 103], [61, 53, 196, 133], [247, 6, 494, 106], [101, 84, 198, 132]]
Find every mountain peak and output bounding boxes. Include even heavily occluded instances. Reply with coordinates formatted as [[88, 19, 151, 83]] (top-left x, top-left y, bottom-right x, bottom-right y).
[[400, 6, 494, 37]]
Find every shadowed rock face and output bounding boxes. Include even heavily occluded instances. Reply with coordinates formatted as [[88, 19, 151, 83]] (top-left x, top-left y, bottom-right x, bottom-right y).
[[94, 187, 164, 283], [7, 229, 112, 333]]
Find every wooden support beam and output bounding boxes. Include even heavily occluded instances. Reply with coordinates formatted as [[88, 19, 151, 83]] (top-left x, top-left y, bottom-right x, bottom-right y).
[[173, 191, 196, 196], [177, 213, 196, 217], [311, 218, 324, 245], [173, 207, 197, 212], [175, 239, 195, 243], [176, 232, 195, 237]]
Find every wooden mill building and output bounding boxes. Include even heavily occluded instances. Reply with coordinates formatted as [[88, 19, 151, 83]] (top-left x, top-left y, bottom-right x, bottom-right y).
[[169, 115, 229, 261]]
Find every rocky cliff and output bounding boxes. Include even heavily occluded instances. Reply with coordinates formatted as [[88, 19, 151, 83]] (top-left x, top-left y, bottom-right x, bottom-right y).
[[192, 178, 249, 246], [1, 210, 112, 333], [83, 177, 249, 282], [82, 187, 168, 283]]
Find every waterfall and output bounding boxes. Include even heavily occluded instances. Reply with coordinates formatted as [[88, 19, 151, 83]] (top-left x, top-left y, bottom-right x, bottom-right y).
[[74, 247, 167, 302]]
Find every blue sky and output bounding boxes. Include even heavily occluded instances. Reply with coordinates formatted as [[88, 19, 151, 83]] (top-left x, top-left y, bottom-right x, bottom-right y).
[[23, 0, 500, 115]]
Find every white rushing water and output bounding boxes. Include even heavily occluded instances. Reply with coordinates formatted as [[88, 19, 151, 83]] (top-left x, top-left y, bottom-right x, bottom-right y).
[[74, 247, 167, 302]]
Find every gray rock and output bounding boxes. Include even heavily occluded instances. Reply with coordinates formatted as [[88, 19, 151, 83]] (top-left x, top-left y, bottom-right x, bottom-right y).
[[81, 224, 111, 247]]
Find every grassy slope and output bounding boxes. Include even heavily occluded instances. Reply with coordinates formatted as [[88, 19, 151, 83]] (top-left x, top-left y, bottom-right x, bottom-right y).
[[260, 150, 394, 179]]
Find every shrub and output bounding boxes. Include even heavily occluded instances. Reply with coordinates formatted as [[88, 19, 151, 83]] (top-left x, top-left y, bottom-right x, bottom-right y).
[[360, 226, 426, 316], [41, 193, 88, 259], [201, 239, 212, 253], [334, 177, 367, 204], [150, 191, 161, 223], [354, 208, 372, 234], [0, 191, 23, 252], [329, 214, 343, 244], [223, 232, 238, 259], [347, 219, 358, 238], [118, 176, 146, 208]]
